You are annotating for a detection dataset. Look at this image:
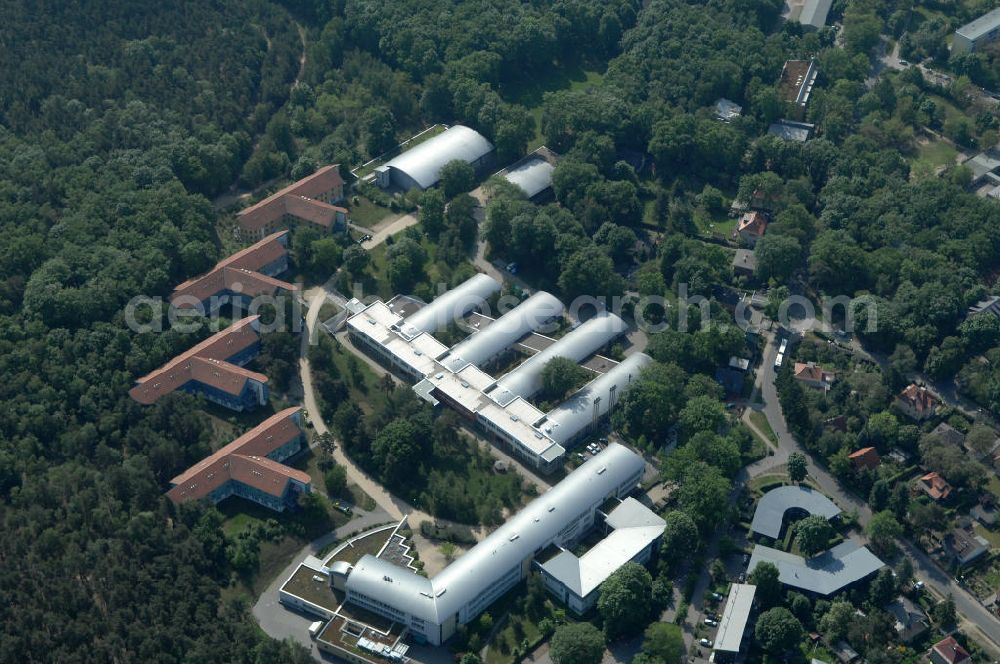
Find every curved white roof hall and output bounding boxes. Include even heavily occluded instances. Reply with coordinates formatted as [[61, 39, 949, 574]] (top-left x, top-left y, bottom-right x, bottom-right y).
[[398, 273, 500, 339], [443, 291, 564, 370], [345, 442, 644, 624], [504, 156, 555, 199], [385, 125, 495, 190], [541, 352, 653, 445], [491, 312, 628, 405]]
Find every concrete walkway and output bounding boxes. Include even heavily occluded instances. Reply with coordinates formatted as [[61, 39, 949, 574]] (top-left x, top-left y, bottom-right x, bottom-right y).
[[356, 213, 420, 249]]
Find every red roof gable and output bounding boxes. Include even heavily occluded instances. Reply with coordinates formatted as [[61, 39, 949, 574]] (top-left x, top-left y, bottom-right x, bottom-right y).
[[171, 232, 295, 307], [848, 446, 880, 470], [932, 635, 970, 664], [898, 384, 939, 415], [736, 211, 768, 237], [920, 472, 953, 501], [237, 166, 345, 233], [167, 407, 311, 504], [129, 317, 265, 404]]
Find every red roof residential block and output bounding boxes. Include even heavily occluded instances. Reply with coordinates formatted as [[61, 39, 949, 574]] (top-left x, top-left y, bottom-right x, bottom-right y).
[[736, 211, 768, 238], [167, 407, 311, 504], [897, 384, 940, 418], [920, 472, 953, 501], [793, 361, 835, 385], [237, 166, 345, 233], [170, 232, 296, 307], [129, 317, 266, 405]]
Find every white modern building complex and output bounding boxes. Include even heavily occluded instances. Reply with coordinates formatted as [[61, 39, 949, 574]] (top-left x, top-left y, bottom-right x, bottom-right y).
[[953, 7, 1000, 55], [539, 495, 666, 614], [374, 125, 495, 190], [345, 274, 648, 472], [340, 443, 656, 645]]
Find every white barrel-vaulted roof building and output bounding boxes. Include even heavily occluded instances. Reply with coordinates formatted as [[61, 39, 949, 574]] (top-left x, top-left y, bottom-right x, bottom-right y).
[[343, 443, 648, 645], [539, 352, 652, 445], [397, 273, 500, 339], [439, 291, 564, 372], [378, 125, 495, 191], [489, 311, 629, 405]]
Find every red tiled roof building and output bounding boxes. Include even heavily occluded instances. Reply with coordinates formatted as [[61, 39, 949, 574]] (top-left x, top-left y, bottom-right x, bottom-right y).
[[170, 231, 297, 312], [167, 407, 311, 511], [129, 316, 269, 411], [848, 446, 881, 471], [237, 165, 346, 241], [930, 635, 970, 664], [919, 471, 953, 502], [734, 211, 768, 246], [896, 384, 940, 421]]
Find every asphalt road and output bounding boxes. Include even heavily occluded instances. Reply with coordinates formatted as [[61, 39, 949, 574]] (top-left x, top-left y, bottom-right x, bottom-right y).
[[252, 508, 392, 658], [755, 329, 1000, 654]]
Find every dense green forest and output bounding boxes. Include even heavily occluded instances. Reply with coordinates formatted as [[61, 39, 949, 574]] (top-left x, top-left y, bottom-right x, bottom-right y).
[[0, 0, 314, 660], [3, 0, 1000, 659]]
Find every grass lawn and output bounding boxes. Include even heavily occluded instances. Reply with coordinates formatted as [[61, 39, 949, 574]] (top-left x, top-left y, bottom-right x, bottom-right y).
[[986, 473, 1000, 500], [749, 410, 780, 448], [909, 138, 959, 180], [694, 207, 738, 238], [327, 526, 395, 566], [975, 523, 1000, 549], [499, 62, 606, 150], [348, 196, 395, 228], [219, 494, 350, 597]]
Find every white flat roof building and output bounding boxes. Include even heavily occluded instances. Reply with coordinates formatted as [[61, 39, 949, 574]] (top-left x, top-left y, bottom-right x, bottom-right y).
[[713, 583, 757, 660], [954, 7, 1000, 55], [343, 443, 647, 645], [538, 497, 665, 613]]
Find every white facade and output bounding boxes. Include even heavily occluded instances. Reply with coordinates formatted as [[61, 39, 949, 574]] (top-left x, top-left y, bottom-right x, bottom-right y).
[[954, 7, 1000, 55], [343, 443, 646, 645]]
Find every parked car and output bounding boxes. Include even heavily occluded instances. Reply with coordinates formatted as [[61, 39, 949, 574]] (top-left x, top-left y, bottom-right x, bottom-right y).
[[699, 638, 713, 647], [711, 592, 724, 601], [704, 618, 718, 627]]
